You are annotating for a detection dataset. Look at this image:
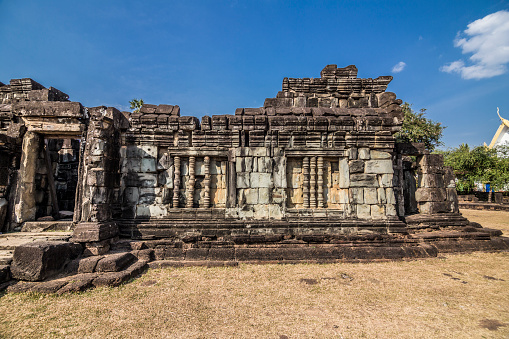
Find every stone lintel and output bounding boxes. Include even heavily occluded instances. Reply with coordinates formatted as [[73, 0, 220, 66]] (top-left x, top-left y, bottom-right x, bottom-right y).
[[13, 101, 83, 118]]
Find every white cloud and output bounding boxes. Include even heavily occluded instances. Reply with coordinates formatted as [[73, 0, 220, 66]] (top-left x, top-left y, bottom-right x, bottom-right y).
[[392, 61, 406, 73], [441, 10, 509, 79]]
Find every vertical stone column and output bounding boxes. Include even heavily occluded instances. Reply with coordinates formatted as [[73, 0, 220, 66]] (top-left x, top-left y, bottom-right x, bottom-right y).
[[226, 151, 237, 208], [186, 156, 196, 208], [203, 156, 211, 208], [317, 156, 324, 208], [310, 156, 317, 208], [303, 157, 310, 208], [14, 131, 40, 223], [173, 156, 181, 208]]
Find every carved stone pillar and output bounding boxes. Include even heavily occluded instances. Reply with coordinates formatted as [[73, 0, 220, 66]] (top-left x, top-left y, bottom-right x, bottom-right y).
[[173, 156, 181, 208], [186, 156, 196, 208], [203, 156, 211, 208], [310, 156, 317, 208], [14, 131, 40, 223], [317, 156, 324, 208], [303, 157, 310, 208]]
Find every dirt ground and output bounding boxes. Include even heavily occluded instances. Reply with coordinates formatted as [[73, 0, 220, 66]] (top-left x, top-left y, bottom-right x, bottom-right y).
[[0, 209, 508, 339], [460, 208, 509, 234]]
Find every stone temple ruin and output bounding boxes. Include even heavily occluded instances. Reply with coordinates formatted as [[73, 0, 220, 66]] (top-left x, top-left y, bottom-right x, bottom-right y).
[[0, 65, 507, 292]]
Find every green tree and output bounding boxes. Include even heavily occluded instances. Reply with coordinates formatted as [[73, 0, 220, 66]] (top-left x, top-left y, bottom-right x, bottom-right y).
[[439, 143, 509, 193], [129, 98, 144, 113], [394, 102, 445, 152]]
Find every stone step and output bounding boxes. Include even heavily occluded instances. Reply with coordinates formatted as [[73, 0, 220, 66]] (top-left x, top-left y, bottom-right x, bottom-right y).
[[148, 260, 238, 268], [95, 252, 137, 272], [5, 260, 148, 294], [21, 221, 74, 232], [0, 250, 13, 265], [0, 232, 72, 250], [0, 231, 73, 237]]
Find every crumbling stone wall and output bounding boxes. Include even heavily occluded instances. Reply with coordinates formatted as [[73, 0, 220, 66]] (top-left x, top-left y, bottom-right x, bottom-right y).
[[0, 65, 461, 241]]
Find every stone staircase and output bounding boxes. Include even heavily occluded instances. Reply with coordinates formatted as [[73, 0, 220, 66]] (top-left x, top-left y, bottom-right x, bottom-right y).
[[0, 231, 73, 288]]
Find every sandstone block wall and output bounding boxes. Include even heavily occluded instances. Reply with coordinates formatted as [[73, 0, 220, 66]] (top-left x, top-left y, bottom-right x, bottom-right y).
[[0, 65, 462, 240]]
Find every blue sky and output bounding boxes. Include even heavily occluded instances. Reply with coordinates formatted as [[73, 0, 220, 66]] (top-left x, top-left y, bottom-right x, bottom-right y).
[[1, 0, 508, 149]]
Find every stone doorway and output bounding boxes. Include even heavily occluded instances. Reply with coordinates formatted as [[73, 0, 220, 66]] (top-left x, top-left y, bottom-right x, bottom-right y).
[[14, 132, 84, 226], [38, 138, 80, 220]]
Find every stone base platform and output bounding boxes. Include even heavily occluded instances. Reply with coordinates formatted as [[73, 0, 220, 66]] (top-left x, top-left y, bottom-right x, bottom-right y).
[[119, 217, 409, 240], [1, 216, 508, 294], [3, 230, 508, 294], [459, 202, 509, 211]]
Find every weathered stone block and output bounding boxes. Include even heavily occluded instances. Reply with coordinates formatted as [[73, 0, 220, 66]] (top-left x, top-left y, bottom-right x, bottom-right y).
[[380, 173, 393, 187], [139, 145, 158, 158], [138, 188, 156, 204], [339, 158, 350, 188], [243, 189, 259, 204], [91, 187, 109, 204], [141, 158, 156, 173], [357, 204, 371, 219], [370, 205, 385, 219], [121, 158, 141, 173], [72, 223, 118, 242], [349, 188, 363, 204], [250, 173, 272, 188], [385, 204, 397, 216], [338, 189, 349, 204], [258, 187, 271, 204], [252, 204, 270, 219], [92, 261, 146, 287], [377, 188, 386, 204], [235, 147, 269, 157], [258, 157, 272, 173], [11, 241, 82, 281], [268, 204, 283, 219], [236, 158, 245, 172], [418, 201, 449, 214], [349, 160, 364, 173], [78, 255, 104, 273], [149, 205, 167, 217], [273, 157, 287, 189], [138, 173, 158, 188], [418, 173, 444, 188], [96, 253, 136, 272], [365, 160, 393, 174], [136, 205, 150, 217], [364, 188, 378, 204], [358, 148, 370, 160], [386, 188, 396, 204], [237, 172, 250, 188], [415, 188, 446, 202], [244, 157, 253, 172], [348, 148, 358, 160], [350, 174, 378, 187], [418, 154, 444, 168], [446, 187, 459, 213], [370, 150, 391, 159], [126, 145, 140, 158], [271, 188, 285, 204], [83, 240, 110, 256]]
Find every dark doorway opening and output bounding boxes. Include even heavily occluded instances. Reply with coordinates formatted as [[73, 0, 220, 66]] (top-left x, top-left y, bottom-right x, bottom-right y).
[[35, 138, 80, 221]]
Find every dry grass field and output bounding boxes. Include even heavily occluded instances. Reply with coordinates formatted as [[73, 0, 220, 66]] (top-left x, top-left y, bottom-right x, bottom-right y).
[[0, 209, 508, 339]]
